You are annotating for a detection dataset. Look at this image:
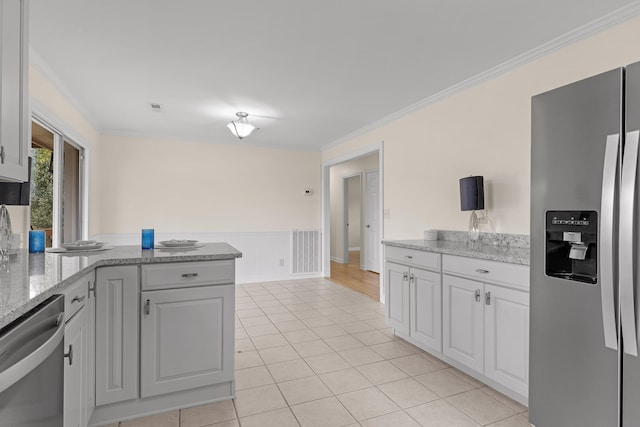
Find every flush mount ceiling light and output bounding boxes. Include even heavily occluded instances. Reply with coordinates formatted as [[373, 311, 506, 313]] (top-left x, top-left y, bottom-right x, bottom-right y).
[[227, 112, 258, 139]]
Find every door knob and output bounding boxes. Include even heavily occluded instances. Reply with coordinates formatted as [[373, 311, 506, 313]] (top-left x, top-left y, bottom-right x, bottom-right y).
[[366, 225, 371, 228]]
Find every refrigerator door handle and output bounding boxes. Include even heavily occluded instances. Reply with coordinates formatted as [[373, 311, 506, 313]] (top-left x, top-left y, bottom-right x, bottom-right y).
[[601, 134, 619, 351], [620, 130, 640, 356]]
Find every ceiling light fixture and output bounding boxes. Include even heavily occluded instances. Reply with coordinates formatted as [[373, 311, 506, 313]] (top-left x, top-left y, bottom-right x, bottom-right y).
[[227, 112, 258, 139]]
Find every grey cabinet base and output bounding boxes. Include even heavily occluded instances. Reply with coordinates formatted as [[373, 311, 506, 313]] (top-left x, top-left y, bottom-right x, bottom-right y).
[[88, 380, 235, 426], [393, 329, 528, 407]]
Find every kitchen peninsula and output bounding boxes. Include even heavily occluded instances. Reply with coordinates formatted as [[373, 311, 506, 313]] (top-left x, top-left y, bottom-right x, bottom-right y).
[[0, 243, 241, 426]]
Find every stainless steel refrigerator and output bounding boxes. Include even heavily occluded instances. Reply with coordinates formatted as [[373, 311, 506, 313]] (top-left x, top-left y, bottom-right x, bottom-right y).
[[530, 62, 640, 427]]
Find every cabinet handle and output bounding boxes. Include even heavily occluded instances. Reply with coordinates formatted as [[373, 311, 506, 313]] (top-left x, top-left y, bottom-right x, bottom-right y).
[[485, 291, 491, 305], [410, 273, 415, 284], [403, 272, 408, 281], [475, 269, 490, 274], [181, 273, 199, 278], [64, 345, 73, 366], [0, 146, 4, 164], [404, 255, 413, 259], [88, 280, 95, 298], [474, 289, 481, 302], [144, 299, 150, 315], [71, 295, 86, 304]]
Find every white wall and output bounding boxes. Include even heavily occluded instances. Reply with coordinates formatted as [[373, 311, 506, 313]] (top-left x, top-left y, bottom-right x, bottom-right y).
[[99, 135, 321, 233], [322, 14, 640, 239], [329, 152, 379, 262], [97, 135, 322, 283]]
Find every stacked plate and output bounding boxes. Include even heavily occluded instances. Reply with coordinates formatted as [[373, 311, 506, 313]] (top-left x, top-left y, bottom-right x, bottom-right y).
[[156, 239, 201, 249], [47, 240, 111, 254], [61, 240, 106, 251]]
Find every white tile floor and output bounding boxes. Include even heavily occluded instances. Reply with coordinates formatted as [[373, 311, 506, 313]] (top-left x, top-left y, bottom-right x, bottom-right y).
[[104, 278, 530, 427]]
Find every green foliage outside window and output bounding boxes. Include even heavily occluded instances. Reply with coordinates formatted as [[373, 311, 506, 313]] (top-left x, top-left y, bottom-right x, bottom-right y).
[[30, 148, 53, 229]]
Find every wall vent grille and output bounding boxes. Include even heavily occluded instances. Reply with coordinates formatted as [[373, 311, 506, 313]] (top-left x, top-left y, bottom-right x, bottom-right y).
[[291, 229, 321, 275]]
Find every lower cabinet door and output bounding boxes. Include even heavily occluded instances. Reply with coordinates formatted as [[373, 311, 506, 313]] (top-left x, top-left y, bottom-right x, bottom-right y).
[[64, 307, 86, 427], [410, 267, 442, 353], [484, 284, 529, 397], [95, 266, 139, 406], [443, 274, 484, 373], [384, 262, 410, 335], [85, 277, 96, 421], [140, 285, 235, 398]]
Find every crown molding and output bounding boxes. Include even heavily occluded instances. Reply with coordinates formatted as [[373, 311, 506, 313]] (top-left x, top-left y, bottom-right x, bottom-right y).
[[321, 1, 640, 152], [29, 47, 103, 134]]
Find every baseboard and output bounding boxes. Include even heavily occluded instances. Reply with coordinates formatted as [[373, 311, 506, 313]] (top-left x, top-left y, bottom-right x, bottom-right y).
[[348, 247, 360, 251], [330, 256, 345, 263], [92, 231, 322, 284]]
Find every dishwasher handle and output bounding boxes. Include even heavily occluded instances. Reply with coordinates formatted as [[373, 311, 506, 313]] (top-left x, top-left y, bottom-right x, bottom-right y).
[[0, 313, 65, 394]]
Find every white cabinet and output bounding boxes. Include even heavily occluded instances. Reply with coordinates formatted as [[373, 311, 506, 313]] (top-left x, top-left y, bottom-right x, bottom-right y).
[[442, 274, 484, 372], [484, 284, 529, 397], [384, 261, 410, 335], [442, 254, 529, 398], [140, 284, 235, 398], [64, 306, 86, 427], [95, 266, 139, 406], [62, 272, 93, 427], [383, 245, 530, 403], [410, 267, 442, 352], [85, 277, 96, 422], [384, 247, 442, 353], [89, 260, 236, 425], [0, 0, 29, 182]]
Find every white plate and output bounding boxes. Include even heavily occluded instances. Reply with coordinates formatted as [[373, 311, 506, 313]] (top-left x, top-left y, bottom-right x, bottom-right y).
[[61, 241, 105, 251], [47, 246, 113, 254], [155, 244, 204, 250], [157, 240, 198, 248]]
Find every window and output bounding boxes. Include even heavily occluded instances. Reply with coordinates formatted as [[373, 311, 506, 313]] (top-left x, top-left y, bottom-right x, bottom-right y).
[[31, 118, 85, 247]]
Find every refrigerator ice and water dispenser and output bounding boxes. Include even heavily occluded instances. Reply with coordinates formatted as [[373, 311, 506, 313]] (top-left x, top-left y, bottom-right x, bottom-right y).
[[545, 210, 597, 284]]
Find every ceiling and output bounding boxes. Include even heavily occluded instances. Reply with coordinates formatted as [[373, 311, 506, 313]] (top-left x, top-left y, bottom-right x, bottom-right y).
[[29, 0, 640, 150]]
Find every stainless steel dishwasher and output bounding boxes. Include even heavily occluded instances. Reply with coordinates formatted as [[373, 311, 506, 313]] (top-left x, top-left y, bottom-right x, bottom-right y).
[[0, 295, 65, 427]]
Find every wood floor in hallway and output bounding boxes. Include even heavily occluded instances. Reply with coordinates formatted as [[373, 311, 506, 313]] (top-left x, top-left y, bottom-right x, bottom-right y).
[[330, 250, 380, 301]]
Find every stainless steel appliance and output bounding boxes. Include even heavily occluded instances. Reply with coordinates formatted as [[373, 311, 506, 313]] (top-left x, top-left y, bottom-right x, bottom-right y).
[[531, 62, 640, 427], [0, 295, 65, 426]]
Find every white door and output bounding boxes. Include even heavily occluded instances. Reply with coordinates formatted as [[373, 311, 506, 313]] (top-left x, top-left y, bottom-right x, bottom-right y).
[[484, 284, 529, 397], [140, 285, 235, 398], [365, 170, 380, 273], [384, 262, 410, 335], [443, 274, 484, 373], [410, 267, 442, 353]]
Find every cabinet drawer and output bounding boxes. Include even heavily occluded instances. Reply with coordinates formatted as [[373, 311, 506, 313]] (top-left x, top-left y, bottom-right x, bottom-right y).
[[385, 246, 441, 272], [141, 260, 235, 290], [442, 255, 529, 291], [63, 274, 91, 320]]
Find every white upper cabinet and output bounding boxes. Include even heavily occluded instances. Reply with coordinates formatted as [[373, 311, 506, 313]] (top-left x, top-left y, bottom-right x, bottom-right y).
[[0, 0, 29, 182]]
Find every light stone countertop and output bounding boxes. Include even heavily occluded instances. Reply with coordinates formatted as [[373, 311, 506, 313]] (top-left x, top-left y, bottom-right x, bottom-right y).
[[0, 242, 242, 330], [382, 239, 530, 266]]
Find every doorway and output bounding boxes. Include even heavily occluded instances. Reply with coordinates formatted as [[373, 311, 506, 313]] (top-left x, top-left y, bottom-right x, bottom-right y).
[[324, 146, 383, 301], [343, 173, 363, 268]]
